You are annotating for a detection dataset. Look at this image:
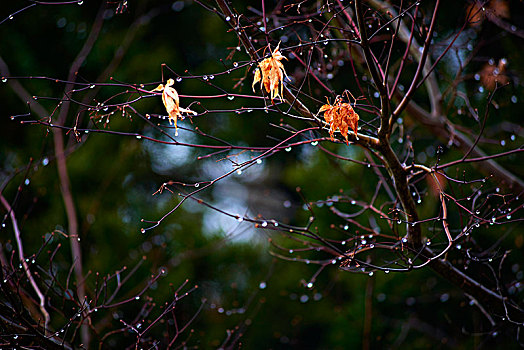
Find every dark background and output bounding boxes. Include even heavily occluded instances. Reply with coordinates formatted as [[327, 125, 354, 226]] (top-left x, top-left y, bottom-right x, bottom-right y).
[[1, 0, 523, 348]]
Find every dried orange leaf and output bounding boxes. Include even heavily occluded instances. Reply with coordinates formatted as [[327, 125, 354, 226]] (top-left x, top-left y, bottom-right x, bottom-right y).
[[252, 43, 288, 102], [252, 69, 261, 93], [152, 78, 196, 134], [318, 96, 359, 144]]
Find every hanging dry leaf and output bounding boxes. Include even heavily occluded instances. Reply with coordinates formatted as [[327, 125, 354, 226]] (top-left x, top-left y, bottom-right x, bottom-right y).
[[252, 43, 288, 102], [152, 78, 196, 134], [466, 0, 509, 27], [479, 58, 509, 90], [319, 96, 359, 144]]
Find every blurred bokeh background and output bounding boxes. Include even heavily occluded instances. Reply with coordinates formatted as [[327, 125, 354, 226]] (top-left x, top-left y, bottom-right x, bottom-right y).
[[1, 0, 523, 348]]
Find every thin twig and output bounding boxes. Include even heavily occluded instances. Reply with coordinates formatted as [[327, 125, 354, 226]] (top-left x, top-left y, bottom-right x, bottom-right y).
[[0, 194, 50, 333]]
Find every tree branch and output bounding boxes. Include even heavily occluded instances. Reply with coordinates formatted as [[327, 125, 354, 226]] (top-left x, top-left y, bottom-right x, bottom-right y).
[[0, 194, 50, 333]]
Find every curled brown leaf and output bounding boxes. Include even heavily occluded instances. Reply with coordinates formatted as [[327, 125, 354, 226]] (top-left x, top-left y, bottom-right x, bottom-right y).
[[152, 78, 196, 134], [252, 43, 288, 102], [319, 96, 359, 144]]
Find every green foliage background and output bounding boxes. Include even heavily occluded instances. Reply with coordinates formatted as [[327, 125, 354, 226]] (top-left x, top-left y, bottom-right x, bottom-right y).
[[1, 0, 523, 348]]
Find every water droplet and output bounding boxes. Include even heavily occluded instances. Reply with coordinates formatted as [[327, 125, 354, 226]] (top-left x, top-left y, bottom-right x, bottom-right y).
[[261, 221, 267, 227], [343, 225, 349, 230], [77, 0, 83, 5], [194, 183, 200, 188], [341, 240, 346, 245], [259, 282, 267, 289], [24, 178, 30, 185], [202, 75, 208, 81], [385, 270, 390, 274], [402, 237, 408, 243], [300, 295, 309, 303], [500, 140, 506, 146], [176, 77, 182, 82], [236, 169, 242, 175], [236, 216, 243, 222], [285, 147, 292, 152], [417, 199, 421, 204], [135, 296, 140, 300], [306, 282, 313, 288], [350, 200, 356, 205], [256, 159, 262, 164], [233, 62, 238, 67], [225, 16, 231, 21], [311, 141, 318, 146], [368, 272, 374, 276], [1, 77, 7, 83], [496, 187, 500, 193], [506, 214, 512, 219], [227, 95, 234, 100], [136, 135, 142, 139], [175, 130, 179, 136], [397, 220, 402, 224], [140, 228, 145, 234]]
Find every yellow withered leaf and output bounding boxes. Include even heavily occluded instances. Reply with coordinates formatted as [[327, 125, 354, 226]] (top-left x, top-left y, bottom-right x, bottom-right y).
[[152, 79, 196, 134], [252, 43, 288, 102]]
